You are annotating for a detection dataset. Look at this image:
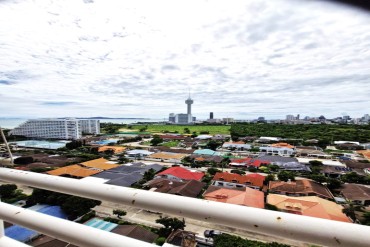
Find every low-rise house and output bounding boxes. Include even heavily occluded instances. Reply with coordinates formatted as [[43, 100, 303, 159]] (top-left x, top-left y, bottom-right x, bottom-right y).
[[276, 162, 311, 173], [297, 157, 346, 167], [146, 152, 188, 163], [155, 167, 204, 182], [204, 187, 264, 208], [47, 158, 118, 178], [267, 194, 351, 223], [255, 155, 297, 165], [340, 184, 370, 206], [256, 136, 281, 143], [229, 158, 270, 168], [111, 225, 159, 243], [269, 179, 334, 200], [47, 164, 102, 178], [212, 172, 265, 190], [271, 142, 295, 149], [222, 141, 251, 150], [89, 162, 163, 187], [144, 178, 204, 197], [320, 166, 356, 178], [126, 149, 154, 159], [259, 146, 295, 156], [98, 146, 126, 154], [191, 154, 223, 165], [193, 149, 220, 156], [357, 150, 370, 160]]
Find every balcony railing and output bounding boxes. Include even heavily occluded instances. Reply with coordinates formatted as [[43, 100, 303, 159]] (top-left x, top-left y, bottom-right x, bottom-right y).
[[0, 168, 370, 247]]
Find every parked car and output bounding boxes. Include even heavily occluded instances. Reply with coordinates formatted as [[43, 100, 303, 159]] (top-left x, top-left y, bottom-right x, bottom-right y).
[[204, 230, 222, 238]]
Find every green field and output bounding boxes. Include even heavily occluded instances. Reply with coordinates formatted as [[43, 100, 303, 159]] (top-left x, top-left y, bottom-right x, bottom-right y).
[[130, 125, 231, 135]]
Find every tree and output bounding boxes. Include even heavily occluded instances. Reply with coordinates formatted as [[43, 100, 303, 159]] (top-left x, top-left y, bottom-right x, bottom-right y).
[[143, 168, 156, 181], [61, 196, 101, 219], [361, 212, 370, 226], [150, 135, 163, 146], [66, 140, 83, 150], [248, 166, 257, 172], [309, 174, 327, 184], [277, 171, 295, 182], [309, 160, 323, 166], [207, 167, 221, 176], [0, 184, 17, 198], [269, 165, 280, 172], [264, 174, 275, 185], [230, 169, 245, 175], [156, 217, 186, 237], [113, 209, 127, 219], [341, 172, 364, 184], [206, 140, 221, 151], [14, 156, 34, 165], [183, 128, 190, 134], [327, 178, 342, 190]]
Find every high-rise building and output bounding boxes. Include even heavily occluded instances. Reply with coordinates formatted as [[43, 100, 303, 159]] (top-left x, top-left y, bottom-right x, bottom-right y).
[[9, 118, 100, 140], [210, 112, 214, 119], [169, 113, 175, 123], [286, 115, 295, 121], [185, 95, 194, 123], [169, 95, 195, 124]]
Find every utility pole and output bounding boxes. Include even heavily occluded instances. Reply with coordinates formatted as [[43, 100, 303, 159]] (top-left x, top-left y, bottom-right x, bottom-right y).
[[0, 126, 13, 165]]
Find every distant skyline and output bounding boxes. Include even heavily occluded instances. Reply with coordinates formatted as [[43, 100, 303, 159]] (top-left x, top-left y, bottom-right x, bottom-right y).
[[1, 0, 370, 119]]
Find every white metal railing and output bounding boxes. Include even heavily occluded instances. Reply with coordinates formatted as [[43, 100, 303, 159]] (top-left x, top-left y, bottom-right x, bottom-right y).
[[0, 202, 154, 247], [1, 168, 370, 247]]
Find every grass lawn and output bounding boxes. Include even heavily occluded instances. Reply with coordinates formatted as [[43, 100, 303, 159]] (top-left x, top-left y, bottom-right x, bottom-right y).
[[130, 125, 231, 135]]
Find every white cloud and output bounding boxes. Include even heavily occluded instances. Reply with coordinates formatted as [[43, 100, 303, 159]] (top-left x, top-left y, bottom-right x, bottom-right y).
[[0, 0, 369, 119]]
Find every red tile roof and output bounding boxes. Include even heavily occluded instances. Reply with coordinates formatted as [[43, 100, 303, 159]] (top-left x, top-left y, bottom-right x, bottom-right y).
[[230, 158, 270, 167], [157, 167, 204, 181], [204, 187, 264, 208], [213, 172, 265, 187]]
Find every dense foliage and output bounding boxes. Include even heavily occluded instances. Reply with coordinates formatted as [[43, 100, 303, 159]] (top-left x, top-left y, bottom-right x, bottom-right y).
[[26, 189, 101, 219], [230, 123, 370, 143], [214, 234, 290, 247], [0, 184, 28, 203], [155, 217, 186, 237]]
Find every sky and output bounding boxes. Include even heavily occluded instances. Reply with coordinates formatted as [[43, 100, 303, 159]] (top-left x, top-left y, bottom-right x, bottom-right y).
[[0, 0, 370, 120]]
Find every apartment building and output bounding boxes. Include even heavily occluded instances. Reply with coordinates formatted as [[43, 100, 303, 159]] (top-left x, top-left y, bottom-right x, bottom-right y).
[[9, 118, 100, 140]]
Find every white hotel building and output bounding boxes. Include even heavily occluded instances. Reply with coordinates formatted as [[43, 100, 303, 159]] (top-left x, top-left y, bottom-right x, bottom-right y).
[[9, 118, 100, 140]]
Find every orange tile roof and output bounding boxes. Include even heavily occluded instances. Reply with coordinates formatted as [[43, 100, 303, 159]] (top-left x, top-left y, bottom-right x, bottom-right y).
[[148, 152, 187, 160], [357, 150, 370, 160], [269, 179, 333, 199], [78, 158, 118, 170], [223, 141, 245, 144], [213, 172, 265, 187], [98, 146, 126, 154], [47, 165, 101, 177], [270, 142, 295, 149], [267, 194, 351, 223], [204, 187, 264, 208]]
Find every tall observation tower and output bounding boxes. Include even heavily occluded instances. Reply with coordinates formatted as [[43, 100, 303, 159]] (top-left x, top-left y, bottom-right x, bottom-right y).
[[185, 94, 194, 123]]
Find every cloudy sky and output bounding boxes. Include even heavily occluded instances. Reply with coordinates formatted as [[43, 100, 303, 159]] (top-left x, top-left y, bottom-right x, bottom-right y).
[[0, 0, 369, 120]]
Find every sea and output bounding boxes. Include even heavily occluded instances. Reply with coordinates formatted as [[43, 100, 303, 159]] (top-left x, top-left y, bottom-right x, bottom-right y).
[[0, 118, 164, 129]]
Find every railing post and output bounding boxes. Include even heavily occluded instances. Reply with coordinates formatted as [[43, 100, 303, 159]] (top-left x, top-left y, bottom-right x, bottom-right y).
[[0, 198, 3, 238]]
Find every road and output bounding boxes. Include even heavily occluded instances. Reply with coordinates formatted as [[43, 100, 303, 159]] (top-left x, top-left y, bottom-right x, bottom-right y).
[[93, 201, 306, 247]]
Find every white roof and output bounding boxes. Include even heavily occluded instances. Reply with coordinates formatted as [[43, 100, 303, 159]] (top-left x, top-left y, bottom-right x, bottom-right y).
[[334, 141, 360, 145], [297, 158, 346, 167], [259, 137, 280, 141], [126, 150, 154, 155]]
